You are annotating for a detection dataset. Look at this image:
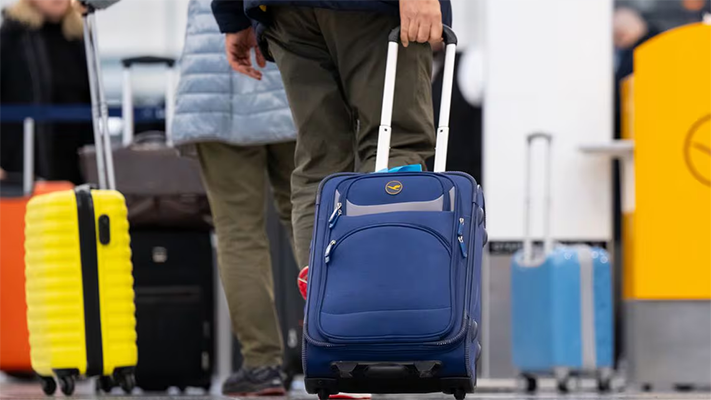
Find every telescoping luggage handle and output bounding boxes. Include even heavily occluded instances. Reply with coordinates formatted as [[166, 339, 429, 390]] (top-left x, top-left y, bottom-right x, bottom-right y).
[[375, 26, 458, 173], [121, 56, 177, 147], [523, 133, 554, 264], [82, 4, 115, 190], [22, 118, 35, 196]]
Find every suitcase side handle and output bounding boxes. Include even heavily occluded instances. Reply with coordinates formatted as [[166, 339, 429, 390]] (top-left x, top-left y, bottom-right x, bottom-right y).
[[375, 26, 458, 173], [523, 132, 554, 263]]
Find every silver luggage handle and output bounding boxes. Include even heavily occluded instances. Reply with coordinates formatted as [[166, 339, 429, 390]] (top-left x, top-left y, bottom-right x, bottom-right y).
[[375, 26, 458, 173], [523, 132, 554, 264], [83, 8, 115, 190], [121, 57, 177, 148], [23, 118, 34, 196]]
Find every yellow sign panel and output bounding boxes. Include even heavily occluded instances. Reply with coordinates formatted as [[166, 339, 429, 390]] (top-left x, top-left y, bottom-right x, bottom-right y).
[[632, 23, 711, 300]]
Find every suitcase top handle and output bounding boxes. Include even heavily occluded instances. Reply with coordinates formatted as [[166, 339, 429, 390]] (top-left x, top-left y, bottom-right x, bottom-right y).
[[121, 56, 176, 68], [120, 56, 177, 148], [523, 132, 554, 264], [375, 25, 458, 173], [387, 26, 458, 46]]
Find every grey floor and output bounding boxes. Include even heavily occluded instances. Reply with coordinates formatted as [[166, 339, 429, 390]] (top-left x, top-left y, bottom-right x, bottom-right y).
[[1, 377, 710, 400]]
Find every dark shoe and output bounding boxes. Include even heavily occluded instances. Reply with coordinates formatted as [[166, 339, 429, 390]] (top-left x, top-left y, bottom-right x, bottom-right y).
[[222, 366, 286, 396]]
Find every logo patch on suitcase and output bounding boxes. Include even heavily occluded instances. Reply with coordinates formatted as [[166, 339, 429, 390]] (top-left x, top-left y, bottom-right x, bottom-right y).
[[385, 181, 403, 195]]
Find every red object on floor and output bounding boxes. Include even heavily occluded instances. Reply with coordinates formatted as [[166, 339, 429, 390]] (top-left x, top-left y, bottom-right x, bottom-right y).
[[329, 393, 372, 399], [0, 181, 73, 373], [298, 266, 308, 300]]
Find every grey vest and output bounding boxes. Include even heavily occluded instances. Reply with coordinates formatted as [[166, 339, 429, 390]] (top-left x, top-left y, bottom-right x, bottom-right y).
[[172, 0, 296, 147]]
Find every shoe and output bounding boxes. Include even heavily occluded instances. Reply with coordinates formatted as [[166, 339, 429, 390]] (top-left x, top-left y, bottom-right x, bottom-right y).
[[330, 393, 372, 399], [298, 266, 308, 300], [222, 365, 286, 396]]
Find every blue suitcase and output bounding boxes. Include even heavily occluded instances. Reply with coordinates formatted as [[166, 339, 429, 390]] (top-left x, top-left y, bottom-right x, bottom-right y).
[[510, 134, 614, 393], [303, 27, 486, 400]]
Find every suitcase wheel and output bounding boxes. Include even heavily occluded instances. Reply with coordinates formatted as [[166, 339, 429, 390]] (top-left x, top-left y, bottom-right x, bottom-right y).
[[317, 388, 332, 400], [452, 388, 467, 400], [40, 376, 56, 396], [555, 376, 571, 393], [58, 375, 75, 396], [597, 378, 612, 393], [96, 375, 115, 393], [114, 370, 136, 394], [596, 368, 613, 393], [517, 374, 537, 393]]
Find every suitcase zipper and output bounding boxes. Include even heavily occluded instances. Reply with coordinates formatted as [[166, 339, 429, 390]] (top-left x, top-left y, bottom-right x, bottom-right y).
[[324, 223, 451, 264], [328, 202, 342, 229], [458, 218, 467, 258]]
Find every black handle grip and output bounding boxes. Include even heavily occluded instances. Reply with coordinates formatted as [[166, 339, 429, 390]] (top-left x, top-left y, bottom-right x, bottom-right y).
[[122, 56, 176, 68], [388, 25, 457, 46], [527, 132, 553, 143]]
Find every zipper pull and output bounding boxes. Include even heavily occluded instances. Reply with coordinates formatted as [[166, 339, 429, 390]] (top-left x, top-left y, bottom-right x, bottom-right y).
[[325, 240, 336, 264], [458, 236, 468, 258], [458, 217, 465, 236], [329, 209, 342, 229], [328, 203, 342, 229]]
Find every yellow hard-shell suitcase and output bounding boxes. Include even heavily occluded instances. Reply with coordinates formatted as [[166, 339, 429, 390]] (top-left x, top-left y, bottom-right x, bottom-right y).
[[25, 188, 137, 396], [24, 5, 137, 396]]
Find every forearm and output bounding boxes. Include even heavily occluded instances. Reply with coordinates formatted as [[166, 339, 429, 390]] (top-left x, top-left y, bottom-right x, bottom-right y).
[[211, 0, 251, 33]]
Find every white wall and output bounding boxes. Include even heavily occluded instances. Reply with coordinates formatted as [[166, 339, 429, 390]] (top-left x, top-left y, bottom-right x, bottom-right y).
[[483, 0, 614, 241], [93, 0, 190, 58], [451, 0, 485, 49], [0, 0, 191, 57]]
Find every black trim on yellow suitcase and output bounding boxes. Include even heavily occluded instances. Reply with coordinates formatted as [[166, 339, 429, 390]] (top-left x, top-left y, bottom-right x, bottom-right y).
[[75, 186, 104, 377]]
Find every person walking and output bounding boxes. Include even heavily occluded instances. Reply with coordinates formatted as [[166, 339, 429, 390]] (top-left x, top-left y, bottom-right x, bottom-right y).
[[211, 0, 452, 286], [173, 0, 297, 395], [0, 0, 93, 185]]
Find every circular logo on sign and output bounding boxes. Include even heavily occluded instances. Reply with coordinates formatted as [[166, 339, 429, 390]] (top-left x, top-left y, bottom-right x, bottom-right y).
[[385, 180, 403, 195], [683, 114, 711, 188]]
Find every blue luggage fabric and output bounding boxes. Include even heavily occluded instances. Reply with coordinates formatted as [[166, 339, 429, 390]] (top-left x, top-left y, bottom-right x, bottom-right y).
[[303, 171, 486, 393], [511, 245, 614, 373], [302, 26, 484, 398]]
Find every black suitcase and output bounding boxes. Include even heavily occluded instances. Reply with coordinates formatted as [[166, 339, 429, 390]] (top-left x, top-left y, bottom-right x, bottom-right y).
[[131, 229, 215, 392], [233, 193, 304, 388]]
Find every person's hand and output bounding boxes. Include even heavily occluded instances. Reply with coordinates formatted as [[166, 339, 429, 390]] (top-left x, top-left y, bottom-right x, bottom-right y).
[[399, 0, 443, 48], [225, 28, 266, 80], [0, 167, 6, 181]]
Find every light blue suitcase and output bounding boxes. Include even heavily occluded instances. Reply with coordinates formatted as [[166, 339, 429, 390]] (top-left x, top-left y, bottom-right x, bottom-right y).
[[510, 133, 614, 393]]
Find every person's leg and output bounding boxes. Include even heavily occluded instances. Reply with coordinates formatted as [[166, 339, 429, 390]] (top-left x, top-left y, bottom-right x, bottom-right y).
[[196, 142, 284, 394], [264, 8, 357, 269], [316, 9, 436, 173], [266, 141, 297, 251]]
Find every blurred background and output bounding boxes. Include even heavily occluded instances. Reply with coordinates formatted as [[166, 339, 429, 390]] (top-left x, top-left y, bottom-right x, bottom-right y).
[[0, 0, 709, 398]]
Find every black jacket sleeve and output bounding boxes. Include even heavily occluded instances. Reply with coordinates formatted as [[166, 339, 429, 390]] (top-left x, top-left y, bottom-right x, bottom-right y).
[[211, 0, 252, 33]]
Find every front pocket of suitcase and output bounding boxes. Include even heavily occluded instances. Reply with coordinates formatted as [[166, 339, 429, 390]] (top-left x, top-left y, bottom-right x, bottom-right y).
[[317, 223, 455, 343]]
